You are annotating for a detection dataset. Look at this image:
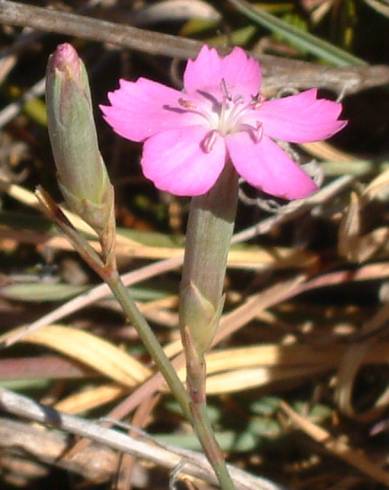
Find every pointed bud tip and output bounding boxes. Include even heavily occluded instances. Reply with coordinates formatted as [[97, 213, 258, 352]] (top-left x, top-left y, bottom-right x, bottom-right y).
[[51, 43, 80, 74]]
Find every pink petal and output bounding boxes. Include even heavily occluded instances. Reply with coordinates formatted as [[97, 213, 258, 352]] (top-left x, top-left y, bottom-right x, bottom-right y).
[[141, 126, 226, 196], [101, 78, 193, 142], [183, 45, 222, 93], [226, 133, 317, 200], [257, 89, 347, 143], [219, 47, 261, 97], [184, 45, 261, 97]]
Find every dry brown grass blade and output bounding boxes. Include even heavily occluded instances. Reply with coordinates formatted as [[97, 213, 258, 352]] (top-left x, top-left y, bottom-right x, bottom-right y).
[[280, 401, 389, 486], [363, 166, 389, 201], [0, 325, 151, 387], [114, 242, 318, 270], [205, 366, 327, 394], [296, 262, 389, 292], [0, 180, 97, 237], [337, 192, 380, 262], [0, 179, 144, 247], [217, 275, 307, 341], [55, 384, 125, 414]]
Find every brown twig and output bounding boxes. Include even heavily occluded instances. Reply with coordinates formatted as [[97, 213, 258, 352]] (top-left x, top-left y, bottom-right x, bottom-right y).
[[0, 0, 388, 94]]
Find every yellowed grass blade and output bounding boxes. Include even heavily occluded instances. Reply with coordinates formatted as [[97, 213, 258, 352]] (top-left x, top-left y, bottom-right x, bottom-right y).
[[55, 384, 125, 414], [48, 341, 389, 413], [0, 325, 151, 387], [205, 366, 326, 395]]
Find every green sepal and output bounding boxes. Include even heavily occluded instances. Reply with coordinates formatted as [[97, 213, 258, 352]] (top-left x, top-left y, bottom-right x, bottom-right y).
[[181, 282, 225, 356], [58, 177, 114, 235]]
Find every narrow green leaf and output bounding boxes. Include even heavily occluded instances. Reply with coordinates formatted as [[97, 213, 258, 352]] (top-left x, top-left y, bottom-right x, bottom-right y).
[[1, 283, 88, 302], [227, 0, 366, 66]]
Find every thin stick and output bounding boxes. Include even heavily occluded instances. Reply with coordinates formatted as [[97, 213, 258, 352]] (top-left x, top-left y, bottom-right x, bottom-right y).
[[0, 0, 200, 59], [0, 1, 388, 94]]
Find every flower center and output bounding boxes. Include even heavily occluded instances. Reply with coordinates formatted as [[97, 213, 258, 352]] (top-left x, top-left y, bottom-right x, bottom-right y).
[[177, 79, 264, 152]]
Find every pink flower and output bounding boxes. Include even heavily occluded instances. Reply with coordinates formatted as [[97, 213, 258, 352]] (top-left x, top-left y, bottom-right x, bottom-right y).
[[101, 46, 346, 199]]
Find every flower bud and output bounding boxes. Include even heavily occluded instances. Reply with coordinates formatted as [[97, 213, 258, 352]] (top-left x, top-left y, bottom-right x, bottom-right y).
[[46, 43, 113, 234]]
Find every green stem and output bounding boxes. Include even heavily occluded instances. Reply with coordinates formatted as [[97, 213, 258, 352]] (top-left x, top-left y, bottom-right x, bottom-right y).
[[107, 271, 236, 488], [192, 399, 236, 490], [185, 344, 236, 490], [108, 272, 236, 489], [104, 271, 191, 421], [180, 163, 239, 490], [181, 163, 239, 311]]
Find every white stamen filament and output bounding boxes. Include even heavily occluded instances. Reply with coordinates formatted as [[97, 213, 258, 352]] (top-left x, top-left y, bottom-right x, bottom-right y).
[[175, 86, 265, 151]]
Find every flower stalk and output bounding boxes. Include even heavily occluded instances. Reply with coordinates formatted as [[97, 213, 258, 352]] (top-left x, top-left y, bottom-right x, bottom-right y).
[[44, 45, 241, 490], [179, 162, 239, 490]]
